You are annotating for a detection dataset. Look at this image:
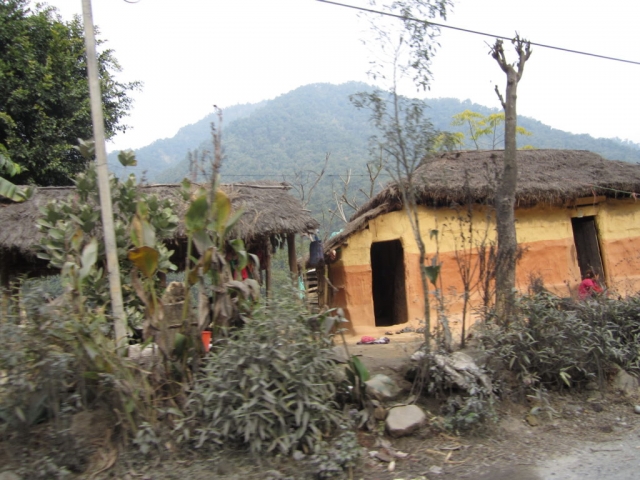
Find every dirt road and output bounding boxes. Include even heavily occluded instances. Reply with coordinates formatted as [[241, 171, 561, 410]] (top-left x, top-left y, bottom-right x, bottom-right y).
[[350, 333, 640, 480], [534, 425, 640, 480], [474, 425, 640, 480]]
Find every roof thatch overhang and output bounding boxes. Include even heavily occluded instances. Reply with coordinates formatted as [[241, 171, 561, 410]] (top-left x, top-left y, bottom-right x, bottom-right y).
[[326, 149, 640, 251], [0, 181, 319, 269]]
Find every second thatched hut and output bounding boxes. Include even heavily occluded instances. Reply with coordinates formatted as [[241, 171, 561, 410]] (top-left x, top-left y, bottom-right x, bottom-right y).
[[0, 181, 318, 295], [323, 149, 640, 336]]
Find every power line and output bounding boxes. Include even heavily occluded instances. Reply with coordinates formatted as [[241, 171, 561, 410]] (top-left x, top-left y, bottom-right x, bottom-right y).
[[316, 0, 640, 66], [218, 173, 392, 177]]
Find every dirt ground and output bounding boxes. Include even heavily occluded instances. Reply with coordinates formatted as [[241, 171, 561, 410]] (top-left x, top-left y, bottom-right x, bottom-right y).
[[345, 331, 640, 480], [2, 331, 640, 480]]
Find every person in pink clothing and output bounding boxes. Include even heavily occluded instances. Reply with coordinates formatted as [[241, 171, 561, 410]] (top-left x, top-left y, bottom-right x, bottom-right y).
[[578, 270, 603, 299]]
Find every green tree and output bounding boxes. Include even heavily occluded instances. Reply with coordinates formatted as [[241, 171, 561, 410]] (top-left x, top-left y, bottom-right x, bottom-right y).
[[0, 0, 139, 186], [450, 110, 532, 150], [367, 0, 452, 91], [355, 0, 453, 351]]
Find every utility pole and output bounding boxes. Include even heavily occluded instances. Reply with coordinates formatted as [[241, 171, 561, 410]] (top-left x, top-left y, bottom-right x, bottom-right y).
[[81, 0, 127, 351]]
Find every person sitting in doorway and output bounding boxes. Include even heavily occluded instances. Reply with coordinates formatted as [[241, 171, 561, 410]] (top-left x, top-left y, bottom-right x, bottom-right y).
[[578, 269, 603, 300]]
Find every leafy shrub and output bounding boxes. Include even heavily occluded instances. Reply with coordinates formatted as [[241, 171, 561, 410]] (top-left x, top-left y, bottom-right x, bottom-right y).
[[311, 428, 362, 479], [37, 161, 178, 331], [182, 292, 345, 454], [440, 394, 495, 433], [0, 282, 156, 436], [22, 455, 72, 480], [481, 292, 640, 390]]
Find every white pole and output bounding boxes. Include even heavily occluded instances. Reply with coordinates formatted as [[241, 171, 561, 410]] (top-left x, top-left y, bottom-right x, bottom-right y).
[[81, 0, 127, 351]]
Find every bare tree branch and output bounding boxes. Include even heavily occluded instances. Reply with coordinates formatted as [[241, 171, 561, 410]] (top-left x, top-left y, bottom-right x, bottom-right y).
[[288, 153, 330, 209]]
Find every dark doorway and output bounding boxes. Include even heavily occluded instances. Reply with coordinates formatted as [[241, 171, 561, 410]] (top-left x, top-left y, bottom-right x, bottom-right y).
[[371, 240, 408, 327], [571, 216, 605, 281]]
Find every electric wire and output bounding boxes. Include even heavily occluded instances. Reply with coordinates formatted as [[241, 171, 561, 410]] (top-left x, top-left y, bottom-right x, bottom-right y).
[[206, 173, 393, 177], [316, 0, 640, 66]]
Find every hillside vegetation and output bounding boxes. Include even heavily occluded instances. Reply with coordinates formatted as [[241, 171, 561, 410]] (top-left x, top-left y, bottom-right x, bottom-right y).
[[107, 102, 266, 180]]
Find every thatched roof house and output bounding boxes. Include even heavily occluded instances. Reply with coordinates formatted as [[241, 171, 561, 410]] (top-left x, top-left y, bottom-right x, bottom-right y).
[[327, 149, 640, 252], [0, 181, 318, 286], [323, 150, 640, 335]]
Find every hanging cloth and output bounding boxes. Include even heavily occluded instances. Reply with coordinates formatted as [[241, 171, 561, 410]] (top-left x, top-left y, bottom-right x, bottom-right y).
[[309, 238, 323, 267]]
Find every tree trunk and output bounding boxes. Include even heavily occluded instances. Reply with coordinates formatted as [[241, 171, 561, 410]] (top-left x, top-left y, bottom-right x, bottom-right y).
[[491, 37, 531, 326], [265, 236, 272, 302], [494, 66, 519, 324], [287, 233, 298, 280]]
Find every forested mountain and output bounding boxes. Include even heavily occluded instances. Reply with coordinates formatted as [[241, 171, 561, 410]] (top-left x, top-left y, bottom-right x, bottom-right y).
[[107, 101, 266, 179], [108, 82, 640, 229], [152, 83, 376, 185]]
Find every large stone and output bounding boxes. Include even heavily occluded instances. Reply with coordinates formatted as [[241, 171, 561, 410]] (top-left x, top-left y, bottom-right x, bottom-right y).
[[365, 374, 399, 402], [385, 405, 426, 437], [612, 365, 639, 397], [0, 472, 22, 480]]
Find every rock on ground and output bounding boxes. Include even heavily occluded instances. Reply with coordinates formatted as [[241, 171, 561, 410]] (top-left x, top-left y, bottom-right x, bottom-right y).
[[365, 374, 399, 402], [612, 365, 639, 397], [385, 405, 426, 437], [0, 472, 22, 480]]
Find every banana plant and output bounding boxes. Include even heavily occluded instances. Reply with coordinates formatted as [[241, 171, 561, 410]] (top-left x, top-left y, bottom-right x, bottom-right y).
[[60, 236, 99, 316], [0, 152, 32, 202], [127, 201, 173, 357]]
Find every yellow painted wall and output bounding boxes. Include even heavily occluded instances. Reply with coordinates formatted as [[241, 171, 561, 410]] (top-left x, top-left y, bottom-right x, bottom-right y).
[[591, 200, 640, 294], [329, 199, 640, 336]]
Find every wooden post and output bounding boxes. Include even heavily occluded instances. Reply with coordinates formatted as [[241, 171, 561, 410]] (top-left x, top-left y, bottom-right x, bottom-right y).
[[81, 0, 127, 351], [317, 265, 326, 310], [287, 233, 298, 280], [0, 252, 9, 315], [265, 236, 272, 301], [0, 253, 8, 289]]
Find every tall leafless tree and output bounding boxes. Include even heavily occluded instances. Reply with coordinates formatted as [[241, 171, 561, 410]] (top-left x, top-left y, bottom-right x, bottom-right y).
[[490, 36, 532, 326]]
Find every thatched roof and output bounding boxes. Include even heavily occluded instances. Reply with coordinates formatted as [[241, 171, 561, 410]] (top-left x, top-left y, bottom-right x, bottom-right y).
[[223, 182, 319, 241], [327, 150, 640, 250], [0, 181, 318, 260]]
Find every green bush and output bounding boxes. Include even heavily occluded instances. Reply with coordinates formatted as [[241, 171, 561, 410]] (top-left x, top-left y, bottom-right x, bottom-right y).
[[0, 283, 156, 436], [482, 293, 640, 390], [440, 394, 495, 433], [311, 428, 362, 479], [36, 162, 178, 332], [182, 292, 345, 454]]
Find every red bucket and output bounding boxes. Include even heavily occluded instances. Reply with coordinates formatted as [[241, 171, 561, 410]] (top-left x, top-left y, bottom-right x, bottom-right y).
[[201, 331, 212, 352]]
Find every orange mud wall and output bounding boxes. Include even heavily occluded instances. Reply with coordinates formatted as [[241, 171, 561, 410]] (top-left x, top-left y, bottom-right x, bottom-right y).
[[328, 200, 640, 336]]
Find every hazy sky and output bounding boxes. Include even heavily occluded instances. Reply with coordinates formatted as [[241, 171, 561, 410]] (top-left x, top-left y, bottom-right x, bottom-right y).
[[47, 0, 640, 153]]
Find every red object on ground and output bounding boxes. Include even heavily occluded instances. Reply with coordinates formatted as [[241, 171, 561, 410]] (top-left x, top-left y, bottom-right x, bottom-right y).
[[201, 331, 212, 352], [360, 336, 376, 344]]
